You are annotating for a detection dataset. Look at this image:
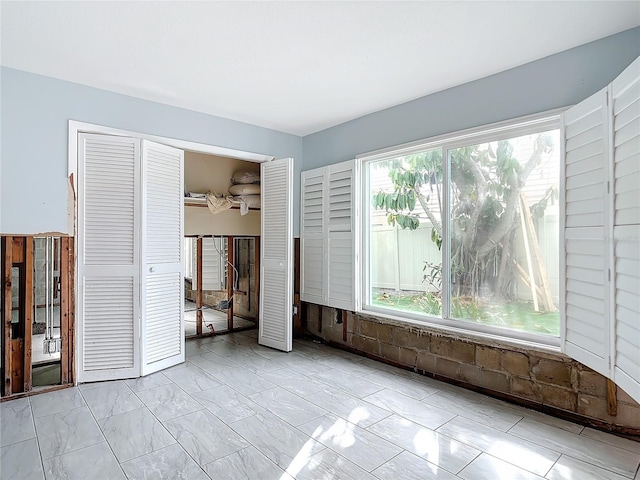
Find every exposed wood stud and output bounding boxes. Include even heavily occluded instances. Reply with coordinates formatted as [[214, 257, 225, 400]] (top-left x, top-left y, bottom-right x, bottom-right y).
[[227, 236, 234, 331], [607, 379, 618, 416], [196, 237, 203, 336], [68, 239, 76, 385], [3, 237, 13, 396], [254, 236, 260, 322], [23, 237, 34, 392], [60, 238, 71, 386], [342, 310, 347, 342], [293, 293, 300, 334]]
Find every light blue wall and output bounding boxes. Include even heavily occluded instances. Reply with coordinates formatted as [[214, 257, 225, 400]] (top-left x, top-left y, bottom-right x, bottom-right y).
[[302, 27, 640, 170], [2, 28, 639, 237], [0, 68, 303, 235]]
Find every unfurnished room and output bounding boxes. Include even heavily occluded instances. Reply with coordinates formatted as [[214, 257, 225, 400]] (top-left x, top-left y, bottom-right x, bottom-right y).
[[1, 1, 639, 479]]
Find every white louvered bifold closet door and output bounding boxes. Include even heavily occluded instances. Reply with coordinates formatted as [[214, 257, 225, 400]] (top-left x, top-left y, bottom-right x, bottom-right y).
[[193, 237, 225, 291], [141, 140, 185, 375], [611, 57, 640, 402], [327, 161, 356, 310], [77, 134, 141, 382], [300, 168, 326, 305], [259, 158, 293, 352], [562, 87, 611, 378]]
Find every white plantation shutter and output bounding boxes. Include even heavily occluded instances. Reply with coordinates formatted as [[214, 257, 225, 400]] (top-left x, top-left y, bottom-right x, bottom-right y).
[[562, 57, 640, 404], [611, 57, 640, 402], [300, 160, 357, 310], [562, 87, 610, 377], [259, 158, 293, 352], [301, 168, 326, 304], [141, 140, 185, 375], [77, 134, 141, 382], [193, 237, 225, 291], [327, 161, 356, 310]]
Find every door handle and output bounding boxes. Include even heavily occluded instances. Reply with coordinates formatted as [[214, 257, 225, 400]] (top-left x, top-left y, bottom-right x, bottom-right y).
[[149, 267, 156, 273]]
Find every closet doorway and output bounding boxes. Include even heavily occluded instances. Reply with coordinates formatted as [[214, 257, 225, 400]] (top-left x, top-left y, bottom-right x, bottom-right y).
[[69, 121, 293, 384]]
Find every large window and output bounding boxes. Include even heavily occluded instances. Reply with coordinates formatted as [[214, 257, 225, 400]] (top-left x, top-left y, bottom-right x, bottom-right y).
[[363, 117, 560, 341]]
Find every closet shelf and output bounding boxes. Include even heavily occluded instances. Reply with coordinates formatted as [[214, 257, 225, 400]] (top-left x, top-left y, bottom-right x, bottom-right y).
[[184, 197, 259, 210]]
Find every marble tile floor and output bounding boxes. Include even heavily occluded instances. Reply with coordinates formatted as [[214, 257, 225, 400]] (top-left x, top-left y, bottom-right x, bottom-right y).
[[1, 330, 639, 480]]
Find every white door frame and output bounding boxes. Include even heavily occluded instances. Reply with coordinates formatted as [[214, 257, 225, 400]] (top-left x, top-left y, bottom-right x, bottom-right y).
[[69, 120, 277, 383]]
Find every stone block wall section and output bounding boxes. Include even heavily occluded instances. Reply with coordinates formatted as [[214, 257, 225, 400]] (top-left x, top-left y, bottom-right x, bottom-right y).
[[303, 304, 640, 434]]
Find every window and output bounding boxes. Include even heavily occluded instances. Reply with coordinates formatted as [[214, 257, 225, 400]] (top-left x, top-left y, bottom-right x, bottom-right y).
[[363, 115, 561, 342]]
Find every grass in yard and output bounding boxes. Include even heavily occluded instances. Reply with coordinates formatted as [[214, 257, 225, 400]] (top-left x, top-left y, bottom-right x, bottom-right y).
[[372, 291, 559, 336]]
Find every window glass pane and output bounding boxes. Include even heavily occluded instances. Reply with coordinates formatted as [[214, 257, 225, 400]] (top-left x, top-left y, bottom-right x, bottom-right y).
[[367, 149, 443, 317], [447, 130, 560, 336]]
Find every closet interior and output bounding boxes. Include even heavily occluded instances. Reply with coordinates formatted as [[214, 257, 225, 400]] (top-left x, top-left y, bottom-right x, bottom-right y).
[[183, 152, 261, 338]]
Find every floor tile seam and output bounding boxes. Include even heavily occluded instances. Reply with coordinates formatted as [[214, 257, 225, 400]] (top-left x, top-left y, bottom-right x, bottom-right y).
[[40, 436, 106, 462], [309, 377, 386, 400], [422, 397, 522, 430], [465, 451, 546, 478], [309, 442, 389, 475], [42, 440, 129, 478], [4, 432, 46, 480], [99, 402, 178, 463], [117, 441, 184, 468], [225, 411, 325, 462], [506, 423, 636, 466], [556, 451, 640, 479], [368, 449, 406, 476], [135, 374, 206, 407], [32, 402, 94, 423], [76, 388, 129, 478], [480, 445, 560, 478], [124, 372, 172, 393], [576, 430, 640, 455], [30, 394, 88, 419], [248, 379, 335, 407], [79, 385, 139, 413], [114, 437, 179, 466], [358, 374, 438, 401], [542, 454, 565, 479], [293, 421, 406, 473], [144, 428, 214, 479], [313, 369, 386, 398], [200, 445, 285, 476], [253, 398, 327, 429], [293, 410, 410, 459], [436, 414, 563, 463], [208, 371, 273, 399]]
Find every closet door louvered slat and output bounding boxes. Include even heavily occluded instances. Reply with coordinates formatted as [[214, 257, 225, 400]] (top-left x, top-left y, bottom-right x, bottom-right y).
[[78, 134, 141, 382], [141, 140, 185, 375], [562, 87, 611, 378], [611, 57, 640, 402], [259, 158, 293, 352], [300, 168, 326, 304]]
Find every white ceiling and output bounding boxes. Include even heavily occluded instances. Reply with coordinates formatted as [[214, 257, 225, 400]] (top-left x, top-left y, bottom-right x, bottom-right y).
[[2, 1, 639, 136]]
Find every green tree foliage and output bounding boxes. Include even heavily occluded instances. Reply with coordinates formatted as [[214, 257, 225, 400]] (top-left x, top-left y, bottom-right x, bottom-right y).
[[373, 134, 555, 303]]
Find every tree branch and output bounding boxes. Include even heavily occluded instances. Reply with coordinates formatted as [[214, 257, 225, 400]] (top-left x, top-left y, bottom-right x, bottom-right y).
[[475, 136, 548, 259]]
